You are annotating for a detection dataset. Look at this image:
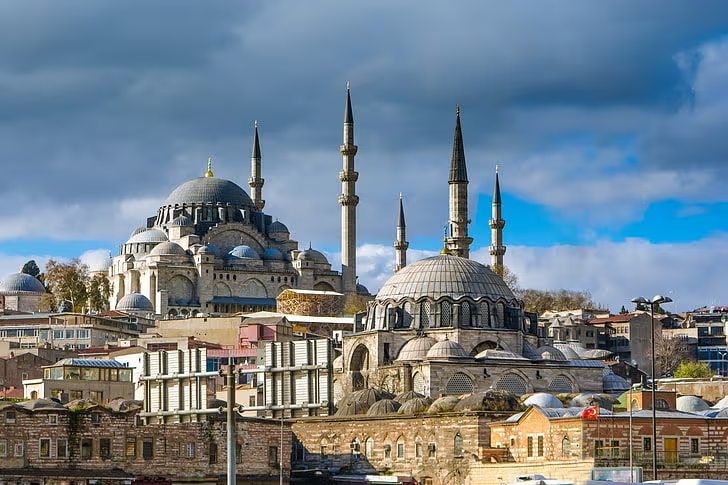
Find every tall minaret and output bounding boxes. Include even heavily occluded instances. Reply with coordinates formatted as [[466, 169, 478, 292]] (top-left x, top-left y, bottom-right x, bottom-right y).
[[339, 83, 359, 293], [248, 121, 265, 211], [489, 166, 507, 270], [394, 194, 409, 272], [445, 106, 473, 258]]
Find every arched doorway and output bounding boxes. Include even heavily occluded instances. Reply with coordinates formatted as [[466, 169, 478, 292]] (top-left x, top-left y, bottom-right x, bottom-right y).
[[349, 344, 370, 391]]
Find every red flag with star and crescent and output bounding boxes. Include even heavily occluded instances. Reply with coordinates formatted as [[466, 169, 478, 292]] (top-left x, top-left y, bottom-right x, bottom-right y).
[[581, 405, 599, 419]]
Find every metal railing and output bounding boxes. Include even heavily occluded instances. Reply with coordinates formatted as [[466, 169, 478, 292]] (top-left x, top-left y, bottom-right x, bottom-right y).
[[594, 451, 728, 470]]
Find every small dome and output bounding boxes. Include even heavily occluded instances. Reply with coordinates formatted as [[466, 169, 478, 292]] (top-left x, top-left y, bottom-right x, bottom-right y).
[[428, 395, 461, 413], [0, 273, 46, 295], [204, 244, 221, 257], [347, 388, 394, 408], [261, 248, 285, 260], [395, 336, 437, 362], [676, 395, 710, 413], [164, 177, 254, 207], [170, 215, 193, 226], [107, 398, 143, 413], [523, 393, 564, 409], [227, 245, 260, 260], [602, 369, 630, 392], [149, 241, 188, 257], [394, 391, 426, 404], [376, 254, 516, 302], [127, 228, 168, 244], [398, 396, 433, 415], [570, 393, 619, 410], [130, 227, 148, 237], [535, 345, 568, 361], [552, 344, 581, 360], [474, 349, 526, 360], [18, 399, 66, 411], [426, 338, 470, 360], [454, 390, 521, 412], [713, 395, 728, 409], [335, 400, 369, 417], [356, 283, 370, 295], [269, 221, 289, 234], [522, 341, 540, 360], [582, 349, 613, 360], [116, 293, 154, 312], [367, 399, 401, 416], [298, 248, 329, 264]]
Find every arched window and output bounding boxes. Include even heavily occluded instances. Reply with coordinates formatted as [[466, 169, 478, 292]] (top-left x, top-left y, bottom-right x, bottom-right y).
[[403, 302, 414, 328], [480, 302, 491, 327], [562, 436, 571, 456], [415, 438, 423, 459], [440, 301, 452, 327], [391, 306, 404, 329], [655, 398, 669, 410], [420, 301, 431, 328], [454, 433, 464, 458], [445, 372, 474, 395], [496, 302, 506, 328], [461, 302, 472, 327], [365, 438, 374, 457], [547, 375, 574, 393], [630, 399, 639, 410], [493, 373, 528, 396], [413, 372, 427, 397]]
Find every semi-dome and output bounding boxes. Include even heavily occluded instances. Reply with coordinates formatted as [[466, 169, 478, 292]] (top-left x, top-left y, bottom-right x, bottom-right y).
[[0, 273, 46, 295], [523, 393, 563, 409], [116, 293, 154, 312], [297, 248, 329, 264], [164, 177, 254, 207], [149, 241, 188, 257], [395, 336, 437, 362], [676, 395, 710, 413], [127, 228, 168, 244], [169, 215, 193, 226], [376, 254, 516, 302], [227, 245, 260, 260], [261, 248, 285, 260], [426, 338, 469, 360]]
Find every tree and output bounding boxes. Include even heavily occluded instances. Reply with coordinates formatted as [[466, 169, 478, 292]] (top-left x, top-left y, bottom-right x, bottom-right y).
[[44, 259, 89, 313], [492, 264, 519, 291], [650, 332, 691, 376], [518, 288, 596, 315], [673, 361, 713, 379], [86, 274, 111, 312], [21, 260, 41, 279]]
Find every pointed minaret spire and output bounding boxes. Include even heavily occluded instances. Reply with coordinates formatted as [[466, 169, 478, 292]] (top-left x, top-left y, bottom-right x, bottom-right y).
[[394, 193, 409, 272], [339, 82, 359, 294], [444, 105, 473, 258], [248, 120, 265, 210], [489, 165, 507, 272], [205, 156, 214, 177]]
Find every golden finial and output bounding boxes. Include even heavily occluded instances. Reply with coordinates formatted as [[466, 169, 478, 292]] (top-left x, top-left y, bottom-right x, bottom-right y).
[[440, 223, 451, 255], [205, 157, 214, 177], [495, 164, 499, 174]]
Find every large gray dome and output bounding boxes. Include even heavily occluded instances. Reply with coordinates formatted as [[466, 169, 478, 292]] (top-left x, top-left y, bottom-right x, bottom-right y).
[[376, 254, 516, 302], [116, 293, 154, 312], [164, 177, 254, 207], [0, 273, 46, 295]]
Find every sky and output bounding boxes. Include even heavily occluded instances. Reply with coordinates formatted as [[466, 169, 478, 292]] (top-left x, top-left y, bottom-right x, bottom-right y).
[[2, 1, 728, 312]]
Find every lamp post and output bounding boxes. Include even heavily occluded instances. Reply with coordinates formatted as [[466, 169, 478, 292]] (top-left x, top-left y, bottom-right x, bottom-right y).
[[631, 294, 673, 481], [719, 351, 728, 378]]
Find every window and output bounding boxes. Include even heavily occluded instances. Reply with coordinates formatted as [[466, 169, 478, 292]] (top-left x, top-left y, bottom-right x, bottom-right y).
[[396, 442, 405, 459], [40, 438, 51, 458], [125, 438, 136, 458], [610, 440, 620, 458], [48, 414, 58, 425], [6, 411, 16, 424], [655, 398, 669, 410], [249, 395, 256, 407], [527, 436, 534, 457], [562, 436, 571, 456], [428, 442, 437, 458], [81, 439, 93, 459], [90, 391, 103, 403], [365, 438, 374, 457], [186, 442, 196, 458], [384, 444, 391, 459], [454, 433, 464, 458], [90, 413, 101, 424], [691, 438, 699, 454], [493, 373, 528, 396], [445, 373, 474, 394], [14, 442, 24, 457], [269, 446, 279, 467], [143, 440, 154, 460], [69, 390, 83, 401], [594, 439, 604, 458], [100, 438, 111, 459], [209, 443, 218, 464], [537, 435, 544, 457], [643, 437, 652, 452], [57, 439, 68, 458], [415, 440, 423, 459], [0, 440, 8, 458]]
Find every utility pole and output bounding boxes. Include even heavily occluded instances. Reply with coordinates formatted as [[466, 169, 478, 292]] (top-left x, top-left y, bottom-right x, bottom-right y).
[[227, 359, 236, 485]]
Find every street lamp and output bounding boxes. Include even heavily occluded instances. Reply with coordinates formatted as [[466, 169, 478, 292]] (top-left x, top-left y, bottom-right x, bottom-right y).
[[718, 351, 728, 378], [631, 294, 673, 481]]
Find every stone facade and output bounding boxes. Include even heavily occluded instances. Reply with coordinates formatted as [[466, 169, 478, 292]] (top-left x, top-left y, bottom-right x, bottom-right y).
[[0, 400, 290, 484]]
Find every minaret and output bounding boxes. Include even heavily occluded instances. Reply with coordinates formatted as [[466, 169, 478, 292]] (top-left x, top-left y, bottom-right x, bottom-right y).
[[248, 121, 265, 211], [394, 194, 409, 272], [489, 166, 507, 270], [445, 106, 473, 258], [339, 82, 359, 293]]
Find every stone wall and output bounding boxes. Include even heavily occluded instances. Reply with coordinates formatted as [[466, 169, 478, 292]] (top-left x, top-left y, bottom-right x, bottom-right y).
[[658, 378, 728, 403], [468, 459, 595, 485]]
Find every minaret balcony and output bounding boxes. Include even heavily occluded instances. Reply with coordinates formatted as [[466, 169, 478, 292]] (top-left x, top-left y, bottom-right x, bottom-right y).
[[489, 218, 506, 229], [338, 170, 359, 182], [488, 245, 507, 256], [248, 178, 264, 188], [339, 144, 358, 156], [394, 241, 409, 250], [338, 194, 360, 206]]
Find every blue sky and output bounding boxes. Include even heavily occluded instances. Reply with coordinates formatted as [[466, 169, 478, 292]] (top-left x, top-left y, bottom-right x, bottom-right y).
[[3, 1, 728, 312]]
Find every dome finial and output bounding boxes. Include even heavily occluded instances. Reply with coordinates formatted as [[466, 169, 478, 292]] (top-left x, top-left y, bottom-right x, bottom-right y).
[[205, 157, 214, 177], [440, 223, 451, 255]]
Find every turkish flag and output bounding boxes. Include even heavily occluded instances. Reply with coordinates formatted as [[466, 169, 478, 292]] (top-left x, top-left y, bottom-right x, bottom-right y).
[[581, 405, 599, 419]]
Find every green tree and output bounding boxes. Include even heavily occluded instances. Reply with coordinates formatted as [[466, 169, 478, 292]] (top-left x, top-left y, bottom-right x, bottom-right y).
[[21, 260, 41, 279], [518, 288, 596, 315], [86, 274, 111, 312], [44, 259, 89, 313], [673, 361, 713, 379]]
